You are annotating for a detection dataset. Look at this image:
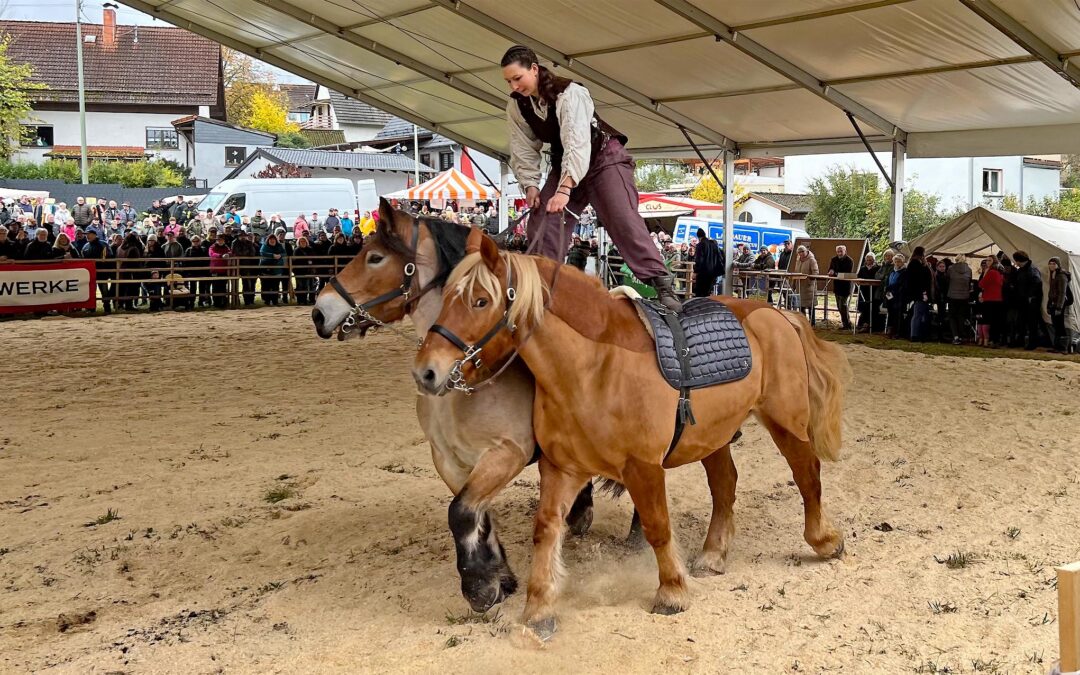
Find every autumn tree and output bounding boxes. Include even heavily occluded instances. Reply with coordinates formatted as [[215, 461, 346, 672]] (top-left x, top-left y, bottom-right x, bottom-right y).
[[223, 48, 297, 135], [240, 88, 297, 135], [0, 34, 48, 160], [253, 162, 312, 179]]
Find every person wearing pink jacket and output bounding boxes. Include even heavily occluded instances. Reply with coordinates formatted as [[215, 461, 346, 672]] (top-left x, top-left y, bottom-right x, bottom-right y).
[[293, 214, 310, 241], [207, 233, 232, 308]]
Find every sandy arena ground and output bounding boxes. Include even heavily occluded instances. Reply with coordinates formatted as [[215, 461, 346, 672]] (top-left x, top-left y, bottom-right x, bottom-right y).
[[2, 307, 1079, 674]]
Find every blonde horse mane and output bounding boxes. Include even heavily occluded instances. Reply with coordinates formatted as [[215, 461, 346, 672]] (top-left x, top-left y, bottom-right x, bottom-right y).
[[446, 251, 547, 329]]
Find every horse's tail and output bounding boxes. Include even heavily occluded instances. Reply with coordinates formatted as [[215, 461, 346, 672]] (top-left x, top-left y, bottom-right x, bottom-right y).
[[782, 311, 851, 462]]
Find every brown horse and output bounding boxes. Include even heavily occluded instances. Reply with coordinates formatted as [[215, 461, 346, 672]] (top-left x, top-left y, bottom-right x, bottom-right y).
[[311, 200, 598, 612], [414, 229, 851, 640]]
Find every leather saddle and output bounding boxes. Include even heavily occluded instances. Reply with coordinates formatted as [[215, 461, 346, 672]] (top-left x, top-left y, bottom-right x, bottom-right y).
[[634, 297, 752, 460]]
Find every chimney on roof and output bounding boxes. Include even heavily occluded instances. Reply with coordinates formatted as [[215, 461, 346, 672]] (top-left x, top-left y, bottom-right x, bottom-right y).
[[102, 3, 118, 47]]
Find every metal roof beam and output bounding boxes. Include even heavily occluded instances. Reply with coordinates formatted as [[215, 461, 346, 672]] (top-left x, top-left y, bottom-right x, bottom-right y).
[[654, 0, 906, 142], [291, 4, 434, 45], [116, 0, 509, 161], [656, 55, 1039, 102], [250, 0, 505, 111], [957, 0, 1080, 88], [729, 0, 917, 32], [429, 0, 737, 152], [568, 32, 710, 59]]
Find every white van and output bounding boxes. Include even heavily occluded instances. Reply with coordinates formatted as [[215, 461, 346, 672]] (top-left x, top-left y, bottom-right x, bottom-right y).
[[197, 178, 358, 233]]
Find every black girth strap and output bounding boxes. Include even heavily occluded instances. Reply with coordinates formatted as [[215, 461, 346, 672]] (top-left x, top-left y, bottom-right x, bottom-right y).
[[659, 308, 697, 462]]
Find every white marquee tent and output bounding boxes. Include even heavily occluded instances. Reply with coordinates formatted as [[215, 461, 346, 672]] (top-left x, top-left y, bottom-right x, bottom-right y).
[[385, 168, 500, 201], [117, 0, 1080, 289], [908, 206, 1080, 331]]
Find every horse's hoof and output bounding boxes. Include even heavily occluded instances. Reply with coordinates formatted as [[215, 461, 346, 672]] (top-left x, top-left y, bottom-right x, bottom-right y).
[[810, 532, 845, 559], [567, 506, 593, 537], [650, 600, 686, 616], [691, 551, 727, 576], [526, 616, 557, 642]]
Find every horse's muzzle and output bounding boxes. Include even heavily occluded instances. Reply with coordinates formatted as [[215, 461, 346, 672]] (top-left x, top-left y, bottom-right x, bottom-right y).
[[412, 364, 448, 396]]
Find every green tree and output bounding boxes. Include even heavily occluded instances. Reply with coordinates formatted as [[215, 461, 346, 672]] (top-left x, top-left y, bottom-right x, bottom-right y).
[[1062, 155, 1080, 189], [1000, 189, 1080, 222], [0, 35, 49, 160], [635, 161, 686, 192], [805, 166, 961, 252]]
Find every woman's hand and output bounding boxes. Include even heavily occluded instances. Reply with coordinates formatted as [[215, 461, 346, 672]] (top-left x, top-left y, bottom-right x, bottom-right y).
[[525, 187, 541, 209], [546, 192, 569, 214]]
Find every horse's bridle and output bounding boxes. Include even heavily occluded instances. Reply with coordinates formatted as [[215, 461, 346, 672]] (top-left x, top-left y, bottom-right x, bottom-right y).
[[427, 263, 518, 395], [327, 220, 427, 335]]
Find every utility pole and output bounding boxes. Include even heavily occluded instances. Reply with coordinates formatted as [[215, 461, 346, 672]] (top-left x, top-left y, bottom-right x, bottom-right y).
[[74, 0, 89, 184], [413, 124, 420, 186]]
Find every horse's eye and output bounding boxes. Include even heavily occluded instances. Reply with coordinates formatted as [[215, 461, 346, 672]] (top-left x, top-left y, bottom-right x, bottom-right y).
[[368, 253, 384, 264], [474, 298, 488, 308]]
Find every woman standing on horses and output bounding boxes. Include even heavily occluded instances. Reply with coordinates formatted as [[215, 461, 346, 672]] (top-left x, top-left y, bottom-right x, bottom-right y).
[[501, 46, 681, 311]]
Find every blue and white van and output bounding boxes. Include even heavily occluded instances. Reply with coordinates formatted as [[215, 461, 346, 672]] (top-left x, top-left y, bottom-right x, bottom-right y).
[[672, 216, 809, 253]]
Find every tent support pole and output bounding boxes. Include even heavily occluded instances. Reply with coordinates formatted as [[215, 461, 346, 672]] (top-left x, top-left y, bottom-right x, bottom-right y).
[[721, 150, 735, 295], [889, 138, 906, 243], [499, 162, 509, 234]]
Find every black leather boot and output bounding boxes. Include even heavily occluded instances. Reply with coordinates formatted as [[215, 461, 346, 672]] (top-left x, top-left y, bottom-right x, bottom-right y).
[[647, 274, 682, 312]]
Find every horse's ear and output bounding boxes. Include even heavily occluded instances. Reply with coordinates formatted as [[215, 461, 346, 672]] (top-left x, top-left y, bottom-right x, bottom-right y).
[[465, 227, 500, 270], [378, 197, 395, 225]]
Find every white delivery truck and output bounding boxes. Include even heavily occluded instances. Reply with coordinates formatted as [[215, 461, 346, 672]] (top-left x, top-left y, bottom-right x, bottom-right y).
[[197, 178, 375, 235]]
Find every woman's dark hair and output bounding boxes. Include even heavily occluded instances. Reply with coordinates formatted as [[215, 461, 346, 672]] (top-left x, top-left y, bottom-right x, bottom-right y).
[[123, 232, 139, 247], [500, 45, 572, 105], [696, 228, 706, 240], [1013, 250, 1029, 263]]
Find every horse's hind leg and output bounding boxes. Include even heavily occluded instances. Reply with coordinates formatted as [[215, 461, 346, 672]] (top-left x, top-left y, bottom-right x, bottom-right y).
[[566, 480, 594, 536], [621, 458, 690, 615], [757, 416, 844, 558], [522, 456, 590, 641], [449, 443, 530, 613], [692, 443, 737, 576]]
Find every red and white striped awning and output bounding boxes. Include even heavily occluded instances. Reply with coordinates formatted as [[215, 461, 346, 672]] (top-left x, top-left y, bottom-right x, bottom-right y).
[[388, 168, 498, 201]]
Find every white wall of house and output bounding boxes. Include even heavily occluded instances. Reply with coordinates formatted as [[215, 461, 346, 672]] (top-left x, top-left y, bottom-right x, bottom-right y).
[[15, 109, 187, 165], [734, 199, 782, 228], [197, 142, 276, 188], [783, 153, 1061, 210], [340, 123, 384, 144]]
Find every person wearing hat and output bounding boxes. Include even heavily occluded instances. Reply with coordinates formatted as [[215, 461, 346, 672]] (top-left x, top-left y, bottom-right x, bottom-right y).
[[1008, 250, 1044, 349], [249, 209, 267, 238], [120, 201, 138, 224], [182, 234, 210, 307], [80, 227, 115, 314]]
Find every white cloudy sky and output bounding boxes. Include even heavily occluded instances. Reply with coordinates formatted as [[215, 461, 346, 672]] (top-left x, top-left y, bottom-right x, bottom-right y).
[[1, 0, 309, 83]]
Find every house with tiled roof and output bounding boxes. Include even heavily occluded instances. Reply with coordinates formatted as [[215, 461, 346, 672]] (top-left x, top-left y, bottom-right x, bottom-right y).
[[300, 86, 391, 144], [2, 8, 224, 179]]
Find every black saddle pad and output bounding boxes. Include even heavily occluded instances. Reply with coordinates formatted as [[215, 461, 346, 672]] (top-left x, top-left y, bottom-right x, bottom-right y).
[[635, 297, 752, 390]]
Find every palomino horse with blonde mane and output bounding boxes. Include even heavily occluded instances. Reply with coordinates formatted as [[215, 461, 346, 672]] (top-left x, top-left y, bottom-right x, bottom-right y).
[[414, 228, 851, 641], [311, 199, 604, 613]]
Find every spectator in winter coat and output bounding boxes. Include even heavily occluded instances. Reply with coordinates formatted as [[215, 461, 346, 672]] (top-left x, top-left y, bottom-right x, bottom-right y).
[[115, 233, 143, 311], [324, 209, 341, 233], [293, 215, 310, 241], [259, 234, 287, 306], [23, 228, 54, 260], [1011, 251, 1044, 349], [53, 202, 72, 226], [161, 231, 185, 259], [0, 226, 22, 261], [208, 235, 232, 309], [1047, 257, 1072, 352], [340, 213, 355, 236], [905, 246, 933, 341], [228, 231, 259, 306], [945, 254, 973, 344], [309, 212, 322, 234], [81, 229, 114, 313], [827, 245, 855, 330], [71, 197, 94, 228], [794, 245, 819, 325], [776, 240, 793, 272], [978, 255, 1005, 346], [692, 228, 722, 298], [119, 202, 138, 224], [885, 254, 908, 338], [184, 235, 211, 307], [51, 232, 80, 259], [292, 236, 318, 305], [856, 253, 881, 332]]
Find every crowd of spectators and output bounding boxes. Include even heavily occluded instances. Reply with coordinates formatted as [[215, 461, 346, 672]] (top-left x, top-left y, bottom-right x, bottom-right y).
[[3, 193, 1074, 353]]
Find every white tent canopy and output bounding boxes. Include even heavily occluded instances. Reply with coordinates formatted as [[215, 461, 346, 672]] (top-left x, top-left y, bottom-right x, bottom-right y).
[[908, 206, 1080, 331], [118, 0, 1080, 161]]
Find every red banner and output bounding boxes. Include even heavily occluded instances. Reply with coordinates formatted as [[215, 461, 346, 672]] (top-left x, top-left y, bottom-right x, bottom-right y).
[[0, 261, 98, 314]]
